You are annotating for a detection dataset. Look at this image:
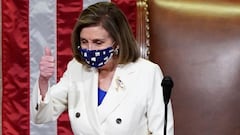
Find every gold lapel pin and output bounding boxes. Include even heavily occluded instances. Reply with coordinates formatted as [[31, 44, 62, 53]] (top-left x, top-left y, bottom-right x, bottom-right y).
[[116, 76, 125, 91]]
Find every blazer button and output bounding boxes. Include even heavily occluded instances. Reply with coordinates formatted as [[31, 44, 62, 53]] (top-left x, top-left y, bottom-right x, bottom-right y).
[[116, 118, 122, 124], [75, 112, 81, 118]]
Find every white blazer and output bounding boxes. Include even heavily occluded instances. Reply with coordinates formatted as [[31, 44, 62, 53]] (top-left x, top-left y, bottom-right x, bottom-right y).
[[31, 58, 174, 135]]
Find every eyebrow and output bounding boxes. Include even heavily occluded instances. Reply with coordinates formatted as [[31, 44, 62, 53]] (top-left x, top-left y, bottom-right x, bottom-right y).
[[80, 37, 106, 42]]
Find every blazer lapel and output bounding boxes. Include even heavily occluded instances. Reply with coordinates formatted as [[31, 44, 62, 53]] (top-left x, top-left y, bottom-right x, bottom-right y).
[[97, 63, 136, 124], [81, 68, 104, 135]]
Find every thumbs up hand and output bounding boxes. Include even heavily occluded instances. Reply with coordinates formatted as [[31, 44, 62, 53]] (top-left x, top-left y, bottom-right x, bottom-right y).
[[39, 47, 55, 81]]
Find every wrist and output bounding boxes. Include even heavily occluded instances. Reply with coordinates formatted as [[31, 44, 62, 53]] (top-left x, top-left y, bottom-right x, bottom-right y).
[[38, 76, 49, 99], [39, 75, 49, 82]]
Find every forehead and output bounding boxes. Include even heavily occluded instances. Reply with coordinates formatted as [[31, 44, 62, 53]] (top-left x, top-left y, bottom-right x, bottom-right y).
[[80, 25, 111, 40]]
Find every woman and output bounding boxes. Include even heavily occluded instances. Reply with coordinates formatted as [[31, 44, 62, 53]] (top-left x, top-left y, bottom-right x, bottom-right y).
[[31, 2, 174, 135]]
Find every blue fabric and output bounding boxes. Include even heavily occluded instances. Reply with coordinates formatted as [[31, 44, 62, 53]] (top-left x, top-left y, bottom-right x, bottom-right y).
[[79, 46, 114, 68], [98, 88, 107, 106]]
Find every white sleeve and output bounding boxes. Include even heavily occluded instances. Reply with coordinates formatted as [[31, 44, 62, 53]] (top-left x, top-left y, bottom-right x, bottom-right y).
[[30, 60, 75, 124], [30, 79, 53, 123], [147, 64, 174, 135]]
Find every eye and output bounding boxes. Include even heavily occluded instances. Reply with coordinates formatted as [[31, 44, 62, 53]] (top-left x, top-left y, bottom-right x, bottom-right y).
[[93, 40, 104, 46], [80, 39, 87, 44], [96, 42, 103, 45], [80, 39, 89, 48]]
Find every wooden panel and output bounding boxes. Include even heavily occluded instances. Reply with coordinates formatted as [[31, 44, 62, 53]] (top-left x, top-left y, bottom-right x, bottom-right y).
[[148, 1, 240, 135]]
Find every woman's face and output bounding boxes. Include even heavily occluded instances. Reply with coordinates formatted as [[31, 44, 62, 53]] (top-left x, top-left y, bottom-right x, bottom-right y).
[[80, 25, 114, 50]]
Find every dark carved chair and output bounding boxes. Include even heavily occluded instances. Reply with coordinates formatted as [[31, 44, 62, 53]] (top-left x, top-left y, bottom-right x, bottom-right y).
[[137, 0, 240, 135]]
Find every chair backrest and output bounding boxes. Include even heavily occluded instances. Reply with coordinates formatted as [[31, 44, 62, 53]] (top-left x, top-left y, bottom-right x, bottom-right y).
[[148, 0, 240, 135]]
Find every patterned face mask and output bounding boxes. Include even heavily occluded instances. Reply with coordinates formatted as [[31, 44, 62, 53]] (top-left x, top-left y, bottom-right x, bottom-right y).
[[79, 46, 114, 68]]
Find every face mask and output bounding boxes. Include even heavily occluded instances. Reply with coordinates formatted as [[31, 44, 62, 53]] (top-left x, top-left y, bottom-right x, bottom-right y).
[[79, 46, 114, 68]]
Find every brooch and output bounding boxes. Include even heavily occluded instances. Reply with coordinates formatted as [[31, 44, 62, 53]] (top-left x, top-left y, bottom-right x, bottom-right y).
[[115, 76, 125, 91]]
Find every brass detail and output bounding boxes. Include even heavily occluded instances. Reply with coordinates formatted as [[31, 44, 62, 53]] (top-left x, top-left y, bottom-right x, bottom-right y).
[[137, 0, 150, 59]]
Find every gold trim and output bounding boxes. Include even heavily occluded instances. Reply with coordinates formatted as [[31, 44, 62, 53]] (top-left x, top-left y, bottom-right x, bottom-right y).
[[155, 1, 240, 17], [137, 0, 150, 59]]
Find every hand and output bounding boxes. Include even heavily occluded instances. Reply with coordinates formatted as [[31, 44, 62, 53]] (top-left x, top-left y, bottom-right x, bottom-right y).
[[39, 47, 55, 81], [39, 47, 55, 99]]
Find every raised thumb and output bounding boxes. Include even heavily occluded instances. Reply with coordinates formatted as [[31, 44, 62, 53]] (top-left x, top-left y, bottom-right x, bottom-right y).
[[44, 47, 52, 56]]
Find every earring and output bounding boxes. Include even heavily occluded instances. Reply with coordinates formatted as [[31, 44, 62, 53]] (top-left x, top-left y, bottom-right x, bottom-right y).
[[114, 46, 119, 55], [77, 45, 81, 50]]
